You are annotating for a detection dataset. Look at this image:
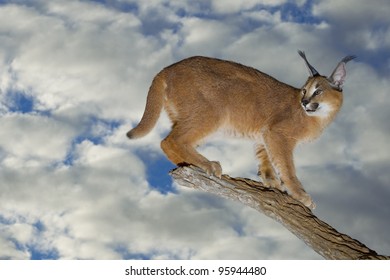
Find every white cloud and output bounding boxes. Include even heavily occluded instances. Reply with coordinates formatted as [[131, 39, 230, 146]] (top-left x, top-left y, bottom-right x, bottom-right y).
[[175, 17, 239, 57], [0, 114, 77, 163], [1, 146, 319, 259], [313, 0, 390, 26], [313, 0, 390, 51], [0, 233, 30, 260], [0, 1, 172, 121], [244, 9, 282, 24]]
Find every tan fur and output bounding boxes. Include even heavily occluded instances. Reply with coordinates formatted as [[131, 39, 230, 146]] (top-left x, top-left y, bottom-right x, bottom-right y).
[[127, 53, 354, 209]]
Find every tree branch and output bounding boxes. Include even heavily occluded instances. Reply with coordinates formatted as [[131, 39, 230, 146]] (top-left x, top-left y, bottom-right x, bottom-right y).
[[170, 165, 389, 260]]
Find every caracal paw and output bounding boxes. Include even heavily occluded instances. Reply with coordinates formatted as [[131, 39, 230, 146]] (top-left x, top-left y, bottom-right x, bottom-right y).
[[295, 192, 316, 210], [265, 177, 283, 191], [204, 161, 222, 178], [258, 171, 282, 191]]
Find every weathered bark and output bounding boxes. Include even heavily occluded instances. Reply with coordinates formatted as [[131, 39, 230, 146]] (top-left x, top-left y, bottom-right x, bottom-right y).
[[170, 165, 390, 260]]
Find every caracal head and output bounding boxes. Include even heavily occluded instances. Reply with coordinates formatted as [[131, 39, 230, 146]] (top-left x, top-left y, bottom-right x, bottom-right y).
[[298, 51, 356, 117]]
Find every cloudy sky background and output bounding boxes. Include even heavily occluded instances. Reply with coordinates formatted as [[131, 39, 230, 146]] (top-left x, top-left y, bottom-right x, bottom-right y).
[[0, 0, 389, 259]]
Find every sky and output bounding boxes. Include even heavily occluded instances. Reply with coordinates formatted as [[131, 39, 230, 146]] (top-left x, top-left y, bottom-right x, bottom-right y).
[[0, 0, 389, 260]]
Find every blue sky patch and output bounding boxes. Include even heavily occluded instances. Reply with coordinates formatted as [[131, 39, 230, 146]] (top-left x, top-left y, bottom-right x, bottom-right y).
[[4, 90, 34, 114], [89, 0, 139, 13], [28, 245, 59, 260], [114, 244, 151, 260], [278, 1, 320, 24], [135, 150, 176, 194], [0, 214, 13, 225]]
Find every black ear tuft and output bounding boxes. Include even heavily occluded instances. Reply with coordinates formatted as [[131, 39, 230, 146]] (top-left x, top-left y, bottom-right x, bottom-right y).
[[298, 50, 320, 77]]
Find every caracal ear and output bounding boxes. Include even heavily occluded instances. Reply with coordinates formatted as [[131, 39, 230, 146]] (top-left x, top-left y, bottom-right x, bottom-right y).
[[328, 55, 356, 90]]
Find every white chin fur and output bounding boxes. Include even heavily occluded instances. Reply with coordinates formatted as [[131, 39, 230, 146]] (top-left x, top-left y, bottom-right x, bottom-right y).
[[305, 103, 332, 118]]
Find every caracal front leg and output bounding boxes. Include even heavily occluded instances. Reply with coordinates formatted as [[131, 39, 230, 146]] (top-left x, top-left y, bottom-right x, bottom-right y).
[[262, 130, 316, 209], [255, 144, 282, 191]]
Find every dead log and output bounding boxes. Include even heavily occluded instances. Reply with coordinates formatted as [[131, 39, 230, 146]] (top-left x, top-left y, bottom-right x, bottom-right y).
[[170, 165, 389, 260]]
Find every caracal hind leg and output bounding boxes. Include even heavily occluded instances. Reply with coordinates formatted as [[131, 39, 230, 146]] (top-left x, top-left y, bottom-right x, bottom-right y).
[[161, 122, 222, 178], [262, 130, 315, 209], [255, 144, 282, 191]]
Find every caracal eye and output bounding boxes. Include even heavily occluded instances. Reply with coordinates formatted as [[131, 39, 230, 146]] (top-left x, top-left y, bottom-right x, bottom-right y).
[[302, 89, 306, 95], [314, 89, 323, 96]]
